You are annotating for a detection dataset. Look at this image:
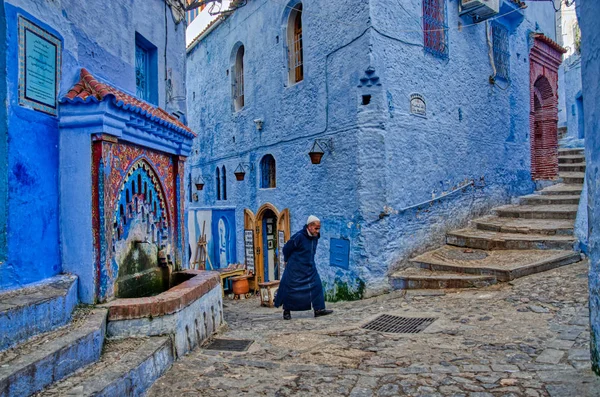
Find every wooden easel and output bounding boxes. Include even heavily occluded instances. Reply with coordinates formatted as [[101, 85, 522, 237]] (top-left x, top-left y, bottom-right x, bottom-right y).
[[192, 221, 213, 270]]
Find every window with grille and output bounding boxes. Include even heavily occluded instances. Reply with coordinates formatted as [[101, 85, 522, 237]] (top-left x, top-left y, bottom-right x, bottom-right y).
[[260, 155, 276, 189], [135, 33, 157, 104], [423, 0, 448, 59], [233, 45, 245, 111], [287, 3, 303, 84], [492, 22, 510, 81], [135, 44, 149, 100]]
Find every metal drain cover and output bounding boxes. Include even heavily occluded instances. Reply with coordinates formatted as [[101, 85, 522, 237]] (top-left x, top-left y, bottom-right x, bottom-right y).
[[204, 338, 254, 352], [362, 315, 436, 334]]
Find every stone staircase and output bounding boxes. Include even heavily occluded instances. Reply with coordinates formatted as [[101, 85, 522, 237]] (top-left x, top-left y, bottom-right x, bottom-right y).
[[390, 147, 585, 290], [0, 276, 173, 397]]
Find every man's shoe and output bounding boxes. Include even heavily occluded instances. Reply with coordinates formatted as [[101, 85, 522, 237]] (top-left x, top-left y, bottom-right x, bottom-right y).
[[314, 309, 333, 317], [283, 310, 291, 320]]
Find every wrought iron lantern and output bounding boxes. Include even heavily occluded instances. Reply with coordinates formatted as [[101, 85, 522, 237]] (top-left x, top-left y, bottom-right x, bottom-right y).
[[308, 138, 333, 164]]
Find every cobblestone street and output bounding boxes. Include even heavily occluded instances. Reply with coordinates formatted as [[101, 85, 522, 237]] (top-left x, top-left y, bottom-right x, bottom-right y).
[[148, 261, 600, 397]]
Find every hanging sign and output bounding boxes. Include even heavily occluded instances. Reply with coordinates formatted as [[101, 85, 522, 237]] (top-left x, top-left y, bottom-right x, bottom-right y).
[[244, 229, 255, 273], [18, 17, 62, 116], [278, 230, 286, 276]]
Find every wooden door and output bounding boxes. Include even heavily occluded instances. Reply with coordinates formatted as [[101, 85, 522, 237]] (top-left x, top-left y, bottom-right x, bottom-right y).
[[277, 208, 291, 277]]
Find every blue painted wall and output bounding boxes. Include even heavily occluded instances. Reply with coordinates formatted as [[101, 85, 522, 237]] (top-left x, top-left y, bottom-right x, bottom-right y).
[[562, 54, 583, 140], [1, 0, 187, 295], [0, 2, 7, 263], [577, 0, 600, 376], [186, 0, 556, 298]]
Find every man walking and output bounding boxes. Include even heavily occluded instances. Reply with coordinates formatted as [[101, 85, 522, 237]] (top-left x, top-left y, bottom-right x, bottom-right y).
[[274, 215, 333, 320]]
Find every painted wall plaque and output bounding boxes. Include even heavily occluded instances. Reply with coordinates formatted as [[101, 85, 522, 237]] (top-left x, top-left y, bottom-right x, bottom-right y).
[[18, 17, 62, 116], [410, 93, 426, 117], [244, 229, 255, 273]]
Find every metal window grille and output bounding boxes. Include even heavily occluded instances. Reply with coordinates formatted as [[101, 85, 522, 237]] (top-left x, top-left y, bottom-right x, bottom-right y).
[[135, 44, 149, 100], [492, 22, 510, 81], [423, 0, 448, 59], [289, 9, 303, 83], [260, 155, 276, 188]]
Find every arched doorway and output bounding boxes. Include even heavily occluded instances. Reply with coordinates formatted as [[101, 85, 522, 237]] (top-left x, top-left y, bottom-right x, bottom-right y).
[[243, 204, 290, 290], [531, 75, 559, 180]]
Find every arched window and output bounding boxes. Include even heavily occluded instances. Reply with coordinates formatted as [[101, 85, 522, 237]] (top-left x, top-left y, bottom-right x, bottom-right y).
[[260, 155, 276, 189], [287, 3, 303, 84], [216, 168, 221, 200], [222, 165, 227, 200], [233, 45, 245, 111]]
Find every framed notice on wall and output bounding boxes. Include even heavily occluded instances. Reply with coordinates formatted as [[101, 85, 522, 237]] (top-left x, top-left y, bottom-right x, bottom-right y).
[[18, 17, 62, 116], [244, 229, 255, 274], [278, 230, 286, 276]]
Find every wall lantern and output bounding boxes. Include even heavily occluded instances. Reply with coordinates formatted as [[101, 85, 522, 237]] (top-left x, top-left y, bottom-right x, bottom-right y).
[[194, 175, 205, 191], [253, 118, 264, 131], [308, 138, 333, 164], [234, 163, 253, 181]]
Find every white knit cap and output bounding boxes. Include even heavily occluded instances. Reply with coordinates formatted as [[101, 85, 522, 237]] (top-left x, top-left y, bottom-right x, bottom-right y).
[[307, 215, 320, 225]]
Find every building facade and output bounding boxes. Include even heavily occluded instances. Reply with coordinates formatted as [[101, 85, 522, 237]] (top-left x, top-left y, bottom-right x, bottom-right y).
[[186, 0, 563, 299], [577, 0, 600, 376], [0, 0, 192, 303]]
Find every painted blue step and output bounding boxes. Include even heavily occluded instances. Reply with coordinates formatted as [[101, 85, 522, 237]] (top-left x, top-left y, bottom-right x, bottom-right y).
[[0, 274, 78, 352], [0, 308, 106, 397], [37, 336, 173, 397]]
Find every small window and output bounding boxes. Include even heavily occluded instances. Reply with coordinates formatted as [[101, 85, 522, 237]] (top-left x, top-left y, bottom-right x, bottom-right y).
[[216, 168, 221, 200], [222, 165, 227, 200], [233, 45, 245, 111], [260, 155, 276, 189], [287, 3, 304, 84], [423, 0, 448, 59], [135, 33, 158, 104], [492, 22, 510, 81]]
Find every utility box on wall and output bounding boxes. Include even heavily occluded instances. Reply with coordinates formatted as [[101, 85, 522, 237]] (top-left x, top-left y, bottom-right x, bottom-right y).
[[460, 0, 500, 20], [330, 238, 350, 270]]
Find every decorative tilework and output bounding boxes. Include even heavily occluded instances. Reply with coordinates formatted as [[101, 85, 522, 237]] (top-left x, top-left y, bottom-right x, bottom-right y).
[[92, 136, 182, 302]]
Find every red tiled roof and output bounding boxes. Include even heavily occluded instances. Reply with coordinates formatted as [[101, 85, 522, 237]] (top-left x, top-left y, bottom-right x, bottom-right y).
[[533, 33, 568, 54], [63, 68, 195, 136]]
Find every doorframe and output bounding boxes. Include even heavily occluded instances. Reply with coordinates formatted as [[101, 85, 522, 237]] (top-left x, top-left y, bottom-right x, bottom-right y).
[[244, 203, 290, 290]]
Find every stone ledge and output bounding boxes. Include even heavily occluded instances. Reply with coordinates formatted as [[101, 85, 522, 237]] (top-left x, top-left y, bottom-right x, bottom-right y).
[[103, 270, 220, 321]]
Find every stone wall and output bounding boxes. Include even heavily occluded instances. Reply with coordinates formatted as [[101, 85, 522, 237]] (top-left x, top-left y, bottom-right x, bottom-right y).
[[577, 0, 600, 376]]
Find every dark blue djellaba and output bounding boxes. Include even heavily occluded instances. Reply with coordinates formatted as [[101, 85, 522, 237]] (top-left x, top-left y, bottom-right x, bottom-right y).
[[274, 225, 326, 311]]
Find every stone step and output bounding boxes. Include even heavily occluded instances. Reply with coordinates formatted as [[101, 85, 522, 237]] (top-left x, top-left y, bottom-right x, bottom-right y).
[[560, 172, 585, 184], [495, 204, 578, 220], [472, 215, 574, 236], [519, 194, 581, 205], [0, 308, 106, 397], [410, 245, 582, 282], [558, 155, 585, 164], [447, 228, 575, 250], [558, 148, 584, 156], [389, 267, 497, 290], [36, 336, 173, 397], [559, 163, 586, 173], [538, 183, 583, 196], [0, 274, 78, 352]]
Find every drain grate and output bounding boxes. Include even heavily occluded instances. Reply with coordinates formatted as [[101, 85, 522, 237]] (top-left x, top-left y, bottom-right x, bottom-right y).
[[204, 338, 254, 352], [361, 315, 436, 334]]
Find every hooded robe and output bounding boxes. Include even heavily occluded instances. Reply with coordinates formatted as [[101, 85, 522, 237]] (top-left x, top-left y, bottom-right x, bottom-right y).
[[274, 225, 326, 311]]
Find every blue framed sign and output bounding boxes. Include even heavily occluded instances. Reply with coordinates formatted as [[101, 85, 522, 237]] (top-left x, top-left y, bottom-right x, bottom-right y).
[[18, 17, 62, 116]]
